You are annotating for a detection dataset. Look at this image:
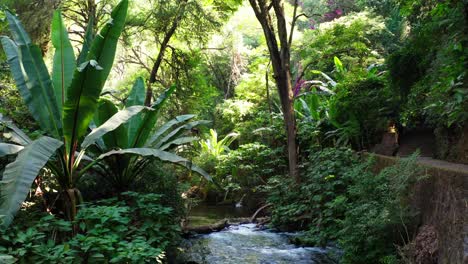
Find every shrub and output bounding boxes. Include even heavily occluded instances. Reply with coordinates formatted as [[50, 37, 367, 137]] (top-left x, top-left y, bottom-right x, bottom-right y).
[[267, 147, 358, 238], [267, 148, 425, 263], [299, 11, 392, 75], [338, 154, 424, 264], [131, 160, 185, 217], [329, 73, 397, 149], [0, 192, 180, 263], [217, 143, 286, 193], [387, 1, 468, 127]]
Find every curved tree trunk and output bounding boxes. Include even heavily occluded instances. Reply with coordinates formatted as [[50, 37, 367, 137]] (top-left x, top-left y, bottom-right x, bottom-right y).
[[144, 0, 188, 106], [249, 0, 299, 181]]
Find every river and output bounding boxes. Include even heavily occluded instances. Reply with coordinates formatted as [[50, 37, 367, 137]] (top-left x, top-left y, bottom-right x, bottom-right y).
[[176, 205, 339, 264]]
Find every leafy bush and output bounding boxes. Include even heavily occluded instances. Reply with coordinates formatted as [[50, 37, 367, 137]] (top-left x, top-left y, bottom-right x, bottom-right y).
[[338, 154, 424, 263], [131, 160, 185, 217], [267, 147, 358, 237], [267, 148, 425, 263], [0, 192, 179, 263], [299, 11, 392, 75], [328, 73, 397, 149], [387, 1, 468, 127], [217, 143, 286, 193]]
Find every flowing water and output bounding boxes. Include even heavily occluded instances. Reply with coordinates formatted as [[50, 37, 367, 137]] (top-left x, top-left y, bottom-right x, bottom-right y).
[[177, 205, 339, 264]]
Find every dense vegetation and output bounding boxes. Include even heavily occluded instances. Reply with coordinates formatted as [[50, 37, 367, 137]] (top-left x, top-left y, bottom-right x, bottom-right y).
[[0, 0, 466, 263]]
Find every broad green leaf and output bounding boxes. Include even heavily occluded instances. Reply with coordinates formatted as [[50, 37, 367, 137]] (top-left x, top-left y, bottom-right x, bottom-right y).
[[0, 137, 62, 228], [98, 148, 212, 181], [145, 114, 195, 147], [5, 11, 31, 45], [51, 10, 76, 113], [126, 77, 146, 147], [83, 105, 150, 149], [151, 84, 176, 110], [154, 120, 211, 149], [1, 37, 62, 138], [0, 254, 16, 264], [126, 77, 146, 107], [0, 114, 31, 145], [299, 98, 311, 118], [159, 136, 198, 151], [77, 15, 94, 65], [0, 143, 23, 157], [63, 0, 128, 155], [334, 56, 344, 73], [130, 85, 176, 148], [91, 98, 128, 150], [218, 131, 239, 150]]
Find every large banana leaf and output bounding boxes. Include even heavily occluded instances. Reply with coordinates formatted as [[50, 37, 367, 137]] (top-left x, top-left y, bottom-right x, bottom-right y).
[[0, 144, 23, 157], [4, 11, 30, 45], [51, 10, 76, 113], [82, 105, 150, 149], [2, 12, 62, 137], [0, 114, 31, 146], [63, 0, 128, 155], [125, 77, 146, 147], [154, 120, 211, 149], [151, 84, 176, 110], [91, 98, 128, 150], [77, 15, 94, 65], [130, 85, 176, 148], [126, 77, 146, 107], [145, 114, 195, 147], [0, 137, 63, 228], [159, 137, 198, 151], [97, 148, 212, 181]]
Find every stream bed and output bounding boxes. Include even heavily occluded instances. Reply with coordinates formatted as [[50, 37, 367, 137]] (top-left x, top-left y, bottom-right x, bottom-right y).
[[177, 223, 339, 264]]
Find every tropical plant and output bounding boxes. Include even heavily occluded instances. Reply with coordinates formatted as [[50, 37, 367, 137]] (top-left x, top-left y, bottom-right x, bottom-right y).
[[295, 56, 393, 149], [0, 0, 210, 228], [198, 129, 239, 158], [0, 1, 129, 227], [87, 77, 211, 192]]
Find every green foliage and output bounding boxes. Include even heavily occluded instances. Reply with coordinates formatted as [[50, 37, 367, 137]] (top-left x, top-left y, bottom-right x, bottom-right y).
[[327, 72, 396, 149], [0, 83, 35, 132], [295, 65, 395, 151], [387, 1, 468, 127], [216, 142, 286, 193], [88, 81, 211, 192], [198, 129, 239, 158], [267, 148, 425, 263], [267, 148, 359, 236], [0, 0, 129, 226], [0, 192, 179, 263], [338, 154, 424, 263], [131, 160, 185, 216], [0, 137, 62, 227], [295, 11, 398, 151], [299, 11, 392, 75]]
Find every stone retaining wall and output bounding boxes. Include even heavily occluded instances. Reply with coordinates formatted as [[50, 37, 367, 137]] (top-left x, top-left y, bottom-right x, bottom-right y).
[[368, 153, 467, 264]]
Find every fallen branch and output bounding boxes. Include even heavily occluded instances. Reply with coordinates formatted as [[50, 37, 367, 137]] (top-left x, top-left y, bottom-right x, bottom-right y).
[[250, 204, 272, 222]]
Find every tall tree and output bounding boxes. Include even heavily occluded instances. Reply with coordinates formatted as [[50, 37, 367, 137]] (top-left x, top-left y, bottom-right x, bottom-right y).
[[121, 0, 241, 106], [248, 0, 299, 181]]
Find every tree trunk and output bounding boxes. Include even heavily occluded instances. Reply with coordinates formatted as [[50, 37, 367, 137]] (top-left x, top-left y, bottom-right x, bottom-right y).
[[144, 0, 188, 106], [249, 0, 299, 181], [275, 71, 298, 180]]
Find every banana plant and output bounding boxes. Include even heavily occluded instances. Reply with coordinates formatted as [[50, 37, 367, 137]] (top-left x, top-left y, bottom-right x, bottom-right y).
[[198, 129, 239, 158], [82, 77, 212, 192], [0, 1, 130, 228]]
